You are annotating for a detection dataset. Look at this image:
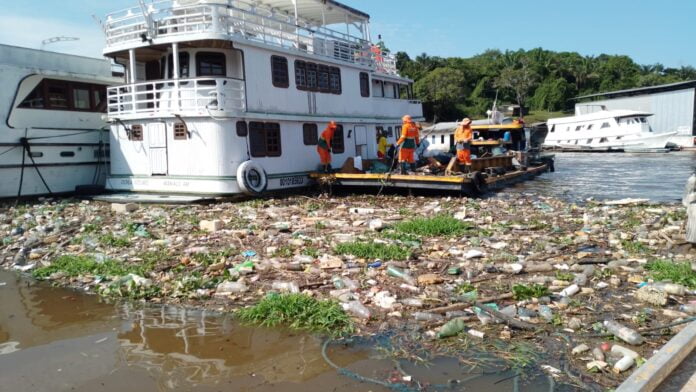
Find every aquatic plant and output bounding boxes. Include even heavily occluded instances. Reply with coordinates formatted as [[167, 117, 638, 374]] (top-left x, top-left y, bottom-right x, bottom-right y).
[[646, 259, 696, 288], [236, 293, 354, 336], [512, 284, 550, 300], [32, 255, 151, 279], [393, 214, 474, 237], [335, 241, 411, 260]]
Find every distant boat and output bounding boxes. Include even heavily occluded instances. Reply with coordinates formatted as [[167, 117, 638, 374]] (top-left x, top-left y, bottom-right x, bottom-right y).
[[544, 107, 676, 152]]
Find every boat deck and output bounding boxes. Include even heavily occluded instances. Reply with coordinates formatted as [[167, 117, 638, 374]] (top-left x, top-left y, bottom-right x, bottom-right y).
[[309, 163, 550, 195]]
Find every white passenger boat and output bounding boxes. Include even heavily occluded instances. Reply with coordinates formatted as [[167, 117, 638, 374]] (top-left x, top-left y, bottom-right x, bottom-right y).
[[101, 0, 423, 196], [544, 107, 676, 152], [0, 44, 120, 199]]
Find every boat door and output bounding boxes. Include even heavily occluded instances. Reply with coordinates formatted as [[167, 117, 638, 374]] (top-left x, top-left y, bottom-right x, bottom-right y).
[[354, 125, 367, 158], [148, 122, 168, 175]]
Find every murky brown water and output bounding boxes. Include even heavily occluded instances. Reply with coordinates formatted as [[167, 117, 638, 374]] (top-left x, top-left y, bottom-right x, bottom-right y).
[[0, 270, 559, 391]]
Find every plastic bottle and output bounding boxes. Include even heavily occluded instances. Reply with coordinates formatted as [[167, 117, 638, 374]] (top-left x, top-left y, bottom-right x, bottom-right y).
[[332, 276, 346, 289], [651, 282, 688, 296], [538, 305, 554, 322], [500, 305, 517, 317], [216, 281, 248, 294], [592, 347, 605, 361], [613, 356, 635, 373], [401, 298, 424, 308], [604, 320, 644, 345], [342, 277, 360, 291], [387, 265, 416, 285], [342, 301, 371, 319], [413, 312, 443, 322], [271, 281, 300, 294], [611, 344, 639, 359], [437, 318, 466, 338], [560, 284, 580, 297]]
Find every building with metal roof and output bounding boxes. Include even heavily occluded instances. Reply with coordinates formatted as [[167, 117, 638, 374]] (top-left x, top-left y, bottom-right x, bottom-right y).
[[574, 80, 696, 147]]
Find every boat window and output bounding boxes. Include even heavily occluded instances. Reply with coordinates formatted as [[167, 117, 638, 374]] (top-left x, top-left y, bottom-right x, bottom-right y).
[[441, 135, 445, 144], [332, 125, 345, 154], [317, 65, 330, 92], [566, 127, 569, 132], [399, 84, 409, 100], [587, 139, 593, 144], [19, 79, 108, 112], [640, 118, 647, 123], [601, 122, 610, 129], [616, 136, 623, 140], [372, 79, 384, 97], [30, 152, 43, 158], [196, 52, 226, 77], [306, 63, 317, 90], [271, 55, 289, 88], [19, 82, 45, 108], [167, 52, 190, 78], [587, 124, 593, 130], [359, 72, 370, 97], [431, 135, 436, 143], [303, 123, 318, 145], [130, 125, 143, 141], [575, 125, 582, 131], [295, 61, 307, 89], [329, 67, 341, 94], [46, 81, 69, 109], [599, 137, 608, 143], [174, 123, 188, 140], [249, 122, 282, 157], [388, 126, 395, 137], [60, 151, 75, 157], [236, 121, 248, 137], [549, 125, 555, 133], [574, 140, 579, 145]]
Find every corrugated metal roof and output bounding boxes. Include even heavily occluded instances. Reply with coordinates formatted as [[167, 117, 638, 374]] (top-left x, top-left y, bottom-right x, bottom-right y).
[[575, 80, 696, 100]]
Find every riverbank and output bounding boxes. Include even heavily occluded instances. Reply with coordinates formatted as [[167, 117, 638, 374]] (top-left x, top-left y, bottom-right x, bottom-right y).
[[1, 194, 694, 390]]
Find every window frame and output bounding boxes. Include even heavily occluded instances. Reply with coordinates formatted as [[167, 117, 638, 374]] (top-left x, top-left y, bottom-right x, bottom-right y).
[[295, 60, 307, 90], [329, 66, 342, 94], [130, 124, 144, 141], [249, 121, 282, 157], [359, 72, 370, 97], [18, 79, 108, 113], [236, 121, 248, 137], [167, 52, 190, 79], [332, 125, 345, 154], [317, 64, 331, 92], [196, 52, 227, 77], [303, 123, 318, 145], [173, 123, 188, 140], [271, 55, 289, 88]]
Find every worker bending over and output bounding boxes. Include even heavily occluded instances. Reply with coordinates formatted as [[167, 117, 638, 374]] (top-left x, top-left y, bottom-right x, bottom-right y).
[[317, 121, 337, 173], [377, 130, 388, 160], [455, 118, 473, 170], [397, 115, 420, 174]]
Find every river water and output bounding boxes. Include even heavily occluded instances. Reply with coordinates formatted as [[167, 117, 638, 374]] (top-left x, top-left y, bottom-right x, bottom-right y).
[[3, 152, 691, 391], [501, 151, 696, 203], [0, 270, 558, 392]]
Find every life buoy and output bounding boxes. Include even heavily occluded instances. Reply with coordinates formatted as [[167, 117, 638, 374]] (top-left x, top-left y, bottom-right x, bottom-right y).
[[468, 171, 487, 196], [236, 161, 267, 195]]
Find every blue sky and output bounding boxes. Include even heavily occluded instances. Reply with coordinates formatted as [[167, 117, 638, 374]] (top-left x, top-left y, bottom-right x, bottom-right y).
[[1, 0, 694, 68]]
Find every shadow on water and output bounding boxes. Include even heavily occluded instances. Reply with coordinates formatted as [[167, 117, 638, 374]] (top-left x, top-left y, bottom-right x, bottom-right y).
[[0, 270, 576, 391]]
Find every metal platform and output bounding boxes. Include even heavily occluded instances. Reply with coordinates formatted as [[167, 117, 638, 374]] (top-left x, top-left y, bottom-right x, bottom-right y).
[[310, 163, 550, 195]]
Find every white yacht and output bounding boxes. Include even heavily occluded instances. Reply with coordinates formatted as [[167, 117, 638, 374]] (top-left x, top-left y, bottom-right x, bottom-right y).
[[544, 107, 676, 152], [0, 44, 120, 199], [101, 0, 423, 196]]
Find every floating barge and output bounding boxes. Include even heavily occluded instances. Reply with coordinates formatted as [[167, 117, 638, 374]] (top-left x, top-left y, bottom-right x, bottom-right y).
[[310, 160, 552, 195]]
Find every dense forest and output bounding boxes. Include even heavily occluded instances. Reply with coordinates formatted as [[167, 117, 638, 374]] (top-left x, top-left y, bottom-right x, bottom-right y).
[[393, 48, 696, 122]]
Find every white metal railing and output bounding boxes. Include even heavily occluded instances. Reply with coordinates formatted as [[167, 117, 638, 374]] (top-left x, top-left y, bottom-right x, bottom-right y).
[[107, 77, 246, 117], [104, 0, 399, 75]]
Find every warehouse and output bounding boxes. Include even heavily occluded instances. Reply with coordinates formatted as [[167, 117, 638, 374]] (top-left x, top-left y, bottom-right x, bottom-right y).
[[575, 80, 696, 147]]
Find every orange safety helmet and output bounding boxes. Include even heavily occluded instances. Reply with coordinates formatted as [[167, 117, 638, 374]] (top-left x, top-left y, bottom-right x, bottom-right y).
[[402, 115, 413, 123]]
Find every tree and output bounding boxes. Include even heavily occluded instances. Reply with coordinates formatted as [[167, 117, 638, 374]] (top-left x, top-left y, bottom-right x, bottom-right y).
[[414, 67, 466, 121], [494, 61, 538, 108], [530, 77, 576, 112]]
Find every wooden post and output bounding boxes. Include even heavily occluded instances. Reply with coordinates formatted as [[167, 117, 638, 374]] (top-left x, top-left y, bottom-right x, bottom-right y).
[[684, 173, 696, 244]]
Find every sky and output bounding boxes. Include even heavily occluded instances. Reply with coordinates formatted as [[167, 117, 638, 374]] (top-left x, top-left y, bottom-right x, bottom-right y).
[[1, 0, 695, 68]]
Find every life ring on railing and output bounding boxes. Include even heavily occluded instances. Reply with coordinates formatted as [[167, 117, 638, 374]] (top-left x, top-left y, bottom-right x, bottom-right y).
[[237, 160, 267, 195]]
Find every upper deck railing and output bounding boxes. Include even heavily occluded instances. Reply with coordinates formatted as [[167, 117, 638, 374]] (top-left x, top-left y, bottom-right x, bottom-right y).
[[104, 0, 399, 76]]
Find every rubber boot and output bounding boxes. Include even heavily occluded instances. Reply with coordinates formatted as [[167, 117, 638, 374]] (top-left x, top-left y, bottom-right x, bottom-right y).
[[400, 163, 408, 175], [410, 163, 417, 173], [325, 164, 332, 174]]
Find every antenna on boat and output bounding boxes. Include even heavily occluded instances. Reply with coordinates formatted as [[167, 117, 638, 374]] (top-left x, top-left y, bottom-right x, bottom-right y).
[[41, 36, 79, 50]]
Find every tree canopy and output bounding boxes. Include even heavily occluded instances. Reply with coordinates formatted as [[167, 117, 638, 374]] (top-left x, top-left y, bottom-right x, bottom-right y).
[[396, 48, 696, 121]]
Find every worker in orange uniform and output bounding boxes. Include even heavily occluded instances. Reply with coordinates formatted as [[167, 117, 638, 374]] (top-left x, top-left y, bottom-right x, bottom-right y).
[[317, 121, 337, 173], [397, 115, 420, 174], [454, 118, 473, 171]]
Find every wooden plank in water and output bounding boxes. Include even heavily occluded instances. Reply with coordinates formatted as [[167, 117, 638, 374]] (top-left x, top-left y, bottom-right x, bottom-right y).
[[616, 321, 696, 392]]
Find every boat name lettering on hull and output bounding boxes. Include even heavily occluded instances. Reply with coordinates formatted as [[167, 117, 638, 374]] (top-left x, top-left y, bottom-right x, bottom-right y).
[[279, 176, 305, 187]]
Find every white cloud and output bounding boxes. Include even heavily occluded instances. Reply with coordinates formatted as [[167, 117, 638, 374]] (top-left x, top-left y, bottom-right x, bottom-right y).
[[0, 13, 106, 58]]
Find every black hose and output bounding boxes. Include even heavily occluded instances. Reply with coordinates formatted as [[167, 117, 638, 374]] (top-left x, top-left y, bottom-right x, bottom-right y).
[[20, 137, 52, 195]]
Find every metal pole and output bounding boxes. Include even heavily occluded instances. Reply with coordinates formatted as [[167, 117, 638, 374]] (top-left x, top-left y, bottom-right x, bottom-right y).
[[172, 43, 180, 111], [128, 49, 137, 113]]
